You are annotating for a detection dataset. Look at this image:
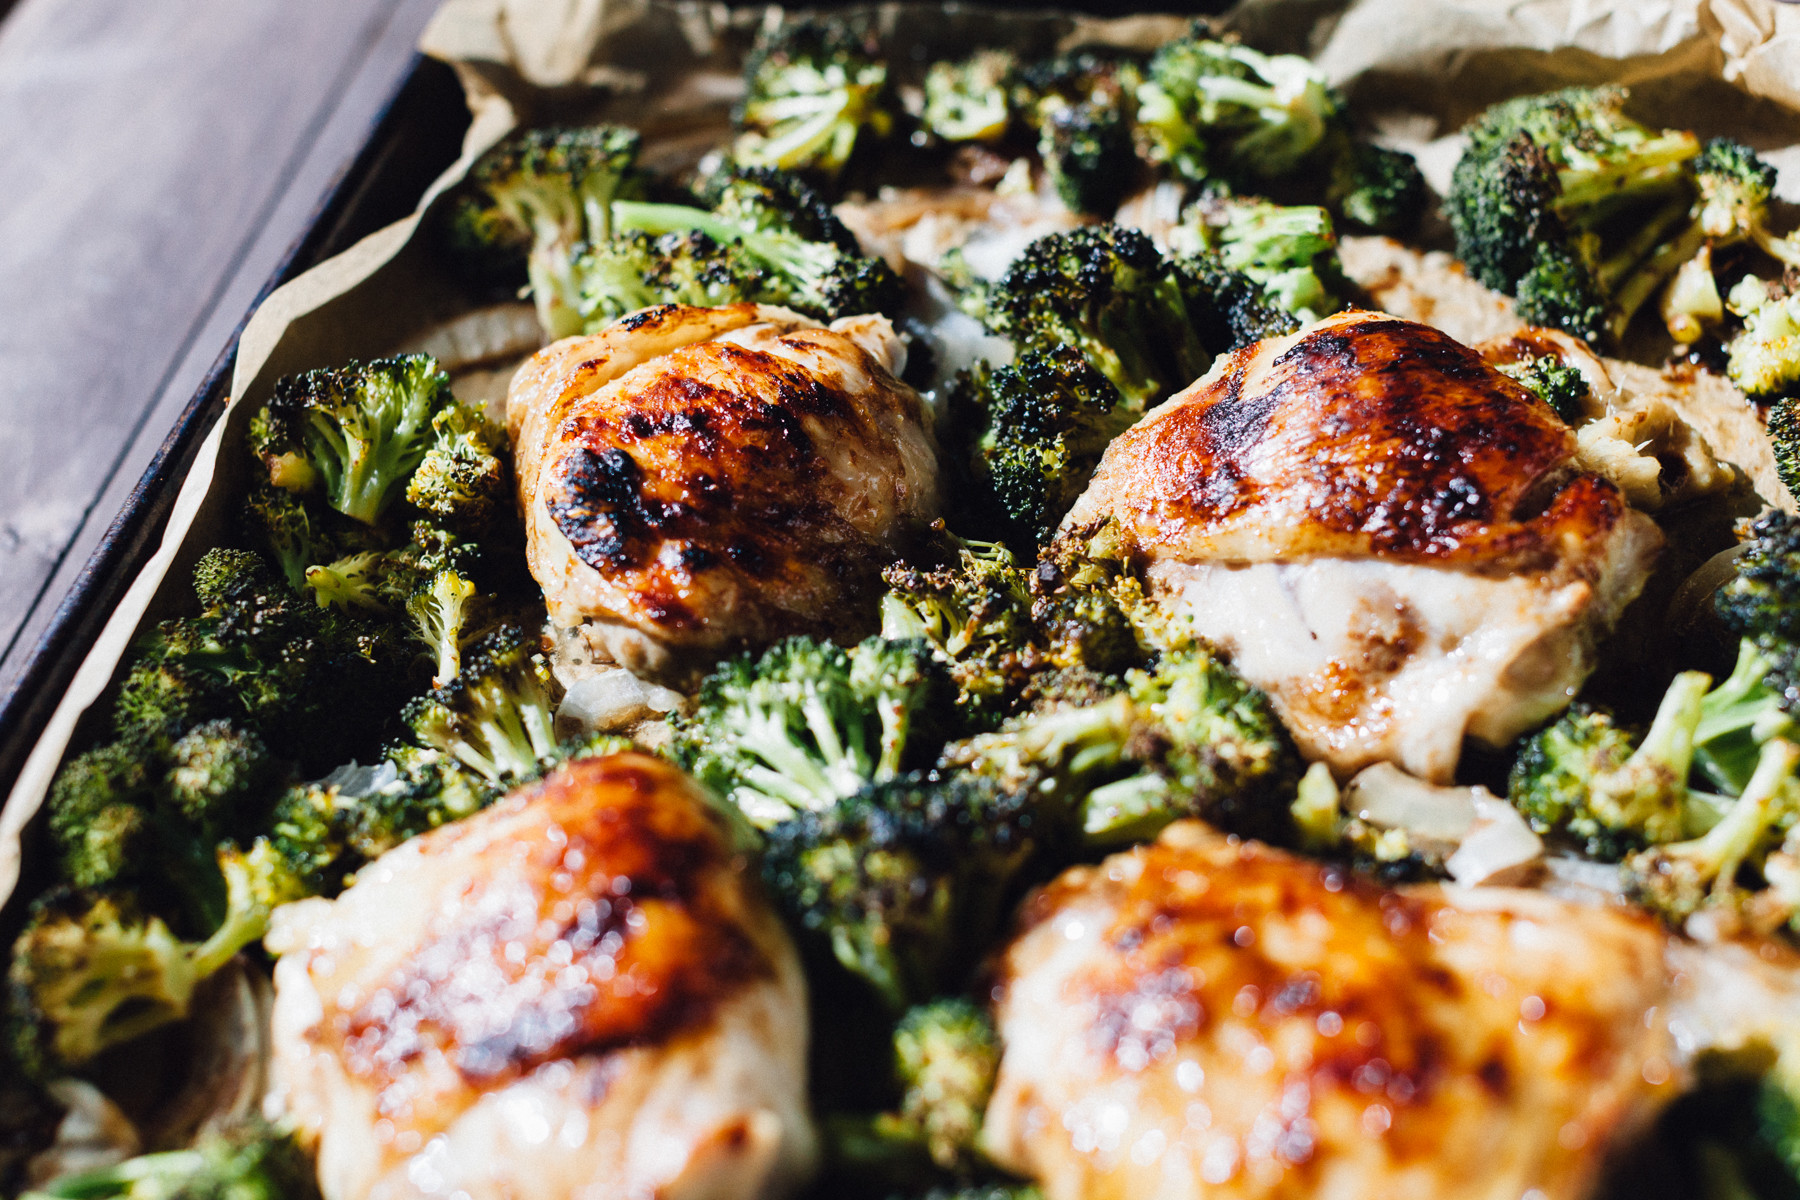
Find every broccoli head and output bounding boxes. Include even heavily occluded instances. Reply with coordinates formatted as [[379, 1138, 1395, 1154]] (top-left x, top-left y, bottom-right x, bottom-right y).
[[445, 125, 643, 337], [873, 997, 1002, 1171], [249, 354, 455, 526], [674, 635, 953, 828], [761, 772, 1047, 1008], [592, 168, 902, 326], [8, 847, 301, 1074], [403, 622, 561, 783], [1495, 353, 1591, 424], [1134, 33, 1339, 186], [1727, 275, 1800, 404], [404, 403, 508, 535], [922, 49, 1016, 145], [1446, 86, 1702, 344], [1173, 195, 1347, 323], [1014, 48, 1143, 215], [19, 1117, 319, 1200], [1327, 139, 1428, 236], [732, 18, 894, 180], [242, 481, 380, 592], [988, 224, 1216, 411], [1172, 250, 1304, 350]]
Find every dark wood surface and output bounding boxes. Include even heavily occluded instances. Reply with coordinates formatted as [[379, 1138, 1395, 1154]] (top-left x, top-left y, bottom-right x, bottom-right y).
[[0, 0, 448, 705]]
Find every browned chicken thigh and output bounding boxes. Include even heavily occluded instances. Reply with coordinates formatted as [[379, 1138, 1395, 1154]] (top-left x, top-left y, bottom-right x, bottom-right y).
[[509, 303, 940, 680], [983, 823, 1682, 1200], [265, 754, 816, 1200], [1061, 310, 1662, 780]]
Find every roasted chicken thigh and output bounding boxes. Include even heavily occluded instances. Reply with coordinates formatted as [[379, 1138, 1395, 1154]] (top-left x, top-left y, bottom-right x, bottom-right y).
[[265, 754, 816, 1200], [983, 823, 1682, 1200], [1061, 310, 1662, 781], [509, 303, 939, 679]]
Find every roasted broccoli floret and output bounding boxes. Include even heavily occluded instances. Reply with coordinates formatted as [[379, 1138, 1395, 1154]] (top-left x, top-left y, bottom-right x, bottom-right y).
[[872, 998, 1002, 1171], [165, 718, 275, 824], [404, 404, 508, 535], [922, 49, 1016, 144], [583, 168, 902, 325], [406, 567, 479, 686], [242, 482, 380, 592], [988, 224, 1216, 410], [403, 623, 561, 783], [732, 18, 894, 180], [1135, 34, 1337, 187], [249, 355, 455, 526], [1508, 674, 1712, 857], [1327, 138, 1428, 236], [8, 846, 303, 1074], [881, 539, 1038, 725], [1174, 196, 1346, 323], [1623, 737, 1800, 923], [761, 772, 1047, 1008], [959, 349, 1130, 549], [445, 125, 643, 337], [19, 1118, 319, 1200], [1446, 86, 1703, 345], [1014, 49, 1143, 215], [1495, 353, 1591, 424], [1173, 250, 1304, 350], [674, 636, 953, 829], [1726, 276, 1800, 406]]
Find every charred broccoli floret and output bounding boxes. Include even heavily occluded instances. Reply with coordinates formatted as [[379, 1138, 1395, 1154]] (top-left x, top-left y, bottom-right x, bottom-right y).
[[403, 623, 561, 783], [8, 846, 303, 1074], [988, 224, 1214, 410], [444, 125, 643, 337], [1173, 250, 1304, 349], [873, 998, 1002, 1171], [1326, 139, 1428, 236], [881, 539, 1039, 726], [732, 17, 894, 180], [959, 349, 1130, 549], [674, 636, 953, 829], [584, 168, 902, 325], [761, 772, 1048, 1008], [1014, 49, 1143, 215], [404, 404, 508, 534], [1135, 34, 1338, 187], [19, 1117, 319, 1200], [249, 355, 456, 526], [1446, 86, 1703, 345], [1495, 353, 1591, 424], [1659, 139, 1800, 344], [922, 49, 1016, 144], [242, 482, 380, 592]]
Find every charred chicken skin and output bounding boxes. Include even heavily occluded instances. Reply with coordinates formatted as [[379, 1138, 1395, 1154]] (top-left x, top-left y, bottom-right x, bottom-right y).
[[509, 303, 940, 680], [1061, 310, 1662, 781], [265, 753, 817, 1200]]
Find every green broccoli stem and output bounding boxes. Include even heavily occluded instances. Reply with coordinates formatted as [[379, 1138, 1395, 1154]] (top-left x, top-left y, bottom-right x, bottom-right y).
[[1594, 196, 1694, 291], [23, 1149, 209, 1200], [1607, 217, 1714, 343], [1587, 670, 1710, 843], [1660, 736, 1800, 894], [1082, 771, 1175, 845], [1696, 641, 1795, 793], [1554, 131, 1700, 216]]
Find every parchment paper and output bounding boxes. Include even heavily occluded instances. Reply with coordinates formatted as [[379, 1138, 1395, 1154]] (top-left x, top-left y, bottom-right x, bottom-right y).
[[6, 0, 1799, 909]]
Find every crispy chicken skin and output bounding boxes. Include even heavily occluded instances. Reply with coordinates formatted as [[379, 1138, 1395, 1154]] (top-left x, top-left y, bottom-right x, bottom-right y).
[[983, 823, 1681, 1200], [265, 754, 816, 1200], [1061, 310, 1663, 780], [509, 303, 939, 680]]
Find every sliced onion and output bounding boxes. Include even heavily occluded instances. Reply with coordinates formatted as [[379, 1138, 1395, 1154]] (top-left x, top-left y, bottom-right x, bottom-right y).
[[1343, 762, 1477, 843], [558, 667, 685, 735], [1445, 796, 1543, 887]]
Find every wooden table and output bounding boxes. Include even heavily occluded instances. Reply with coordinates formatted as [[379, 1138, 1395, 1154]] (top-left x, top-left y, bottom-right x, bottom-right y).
[[0, 0, 448, 705]]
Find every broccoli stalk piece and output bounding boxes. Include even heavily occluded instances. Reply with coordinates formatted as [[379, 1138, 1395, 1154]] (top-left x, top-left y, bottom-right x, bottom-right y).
[[8, 847, 303, 1073], [988, 224, 1215, 411], [19, 1118, 319, 1200], [761, 773, 1045, 1008], [1015, 49, 1143, 215], [674, 636, 952, 829], [403, 623, 561, 783], [407, 568, 479, 687], [249, 355, 455, 526], [1447, 86, 1703, 345], [732, 18, 894, 179], [1135, 35, 1339, 186], [1624, 737, 1800, 923], [922, 50, 1016, 144], [872, 997, 1002, 1171], [446, 126, 643, 337], [578, 169, 902, 326]]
